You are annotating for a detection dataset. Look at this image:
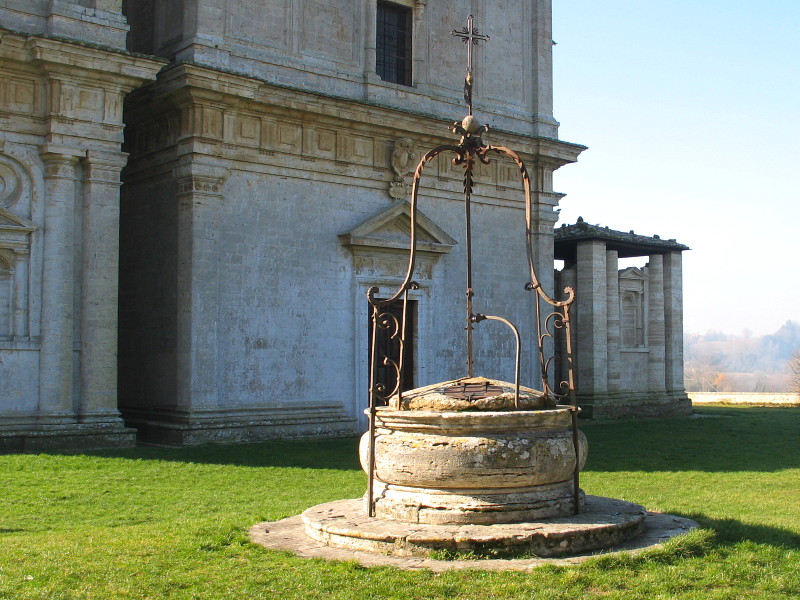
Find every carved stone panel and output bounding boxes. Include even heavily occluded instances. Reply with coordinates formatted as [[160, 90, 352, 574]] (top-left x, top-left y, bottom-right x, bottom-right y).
[[388, 138, 417, 200]]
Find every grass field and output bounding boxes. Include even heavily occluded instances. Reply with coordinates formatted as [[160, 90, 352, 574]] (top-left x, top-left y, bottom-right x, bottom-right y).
[[1, 405, 798, 599]]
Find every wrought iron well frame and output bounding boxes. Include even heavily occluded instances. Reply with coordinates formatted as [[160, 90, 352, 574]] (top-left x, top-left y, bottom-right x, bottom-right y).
[[365, 15, 581, 518]]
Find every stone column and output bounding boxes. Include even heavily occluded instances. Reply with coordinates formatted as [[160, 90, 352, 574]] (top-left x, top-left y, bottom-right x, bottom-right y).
[[575, 240, 607, 401], [605, 250, 621, 392], [38, 145, 83, 419], [78, 150, 129, 422], [174, 160, 227, 412], [646, 254, 666, 396], [663, 251, 685, 398]]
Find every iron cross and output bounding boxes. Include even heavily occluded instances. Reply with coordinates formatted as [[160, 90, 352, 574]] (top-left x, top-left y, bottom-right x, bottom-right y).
[[451, 15, 490, 75]]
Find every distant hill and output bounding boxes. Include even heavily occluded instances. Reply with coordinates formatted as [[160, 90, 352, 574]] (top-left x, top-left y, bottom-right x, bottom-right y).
[[684, 320, 799, 392]]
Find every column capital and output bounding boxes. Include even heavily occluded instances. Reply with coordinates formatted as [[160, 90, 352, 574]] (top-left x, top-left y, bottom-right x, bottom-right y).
[[174, 161, 228, 196], [83, 150, 129, 185], [39, 144, 82, 177]]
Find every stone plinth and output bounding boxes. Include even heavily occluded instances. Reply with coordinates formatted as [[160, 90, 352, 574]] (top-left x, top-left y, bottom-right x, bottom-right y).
[[301, 496, 647, 559], [359, 405, 587, 525]]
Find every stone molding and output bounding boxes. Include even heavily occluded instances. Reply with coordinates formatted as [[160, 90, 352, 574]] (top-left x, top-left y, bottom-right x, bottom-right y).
[[123, 64, 585, 202], [340, 200, 457, 255], [173, 161, 228, 197], [0, 30, 164, 149]]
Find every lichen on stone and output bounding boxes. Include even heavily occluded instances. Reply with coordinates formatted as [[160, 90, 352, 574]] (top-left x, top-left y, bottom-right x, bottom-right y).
[[389, 377, 557, 412]]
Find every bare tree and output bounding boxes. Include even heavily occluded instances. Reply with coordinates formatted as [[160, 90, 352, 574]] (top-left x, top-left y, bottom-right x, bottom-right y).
[[791, 352, 800, 393]]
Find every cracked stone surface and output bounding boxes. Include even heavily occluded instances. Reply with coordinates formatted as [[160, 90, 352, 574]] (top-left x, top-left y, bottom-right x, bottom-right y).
[[249, 495, 698, 571]]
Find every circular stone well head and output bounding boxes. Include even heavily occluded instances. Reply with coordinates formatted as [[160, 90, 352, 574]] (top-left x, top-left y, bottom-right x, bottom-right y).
[[388, 376, 557, 411], [362, 382, 587, 525]]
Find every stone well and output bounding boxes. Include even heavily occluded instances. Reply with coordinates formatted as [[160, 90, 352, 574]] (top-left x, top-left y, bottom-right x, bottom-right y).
[[358, 401, 587, 525], [286, 378, 659, 559], [251, 383, 697, 563]]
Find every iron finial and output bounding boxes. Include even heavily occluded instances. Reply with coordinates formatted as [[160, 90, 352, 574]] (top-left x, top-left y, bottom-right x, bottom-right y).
[[451, 15, 490, 115]]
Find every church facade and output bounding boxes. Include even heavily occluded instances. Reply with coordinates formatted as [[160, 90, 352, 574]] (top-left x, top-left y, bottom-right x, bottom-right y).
[[0, 0, 688, 451]]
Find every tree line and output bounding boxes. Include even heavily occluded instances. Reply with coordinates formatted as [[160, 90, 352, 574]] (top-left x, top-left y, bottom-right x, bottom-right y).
[[684, 320, 800, 392]]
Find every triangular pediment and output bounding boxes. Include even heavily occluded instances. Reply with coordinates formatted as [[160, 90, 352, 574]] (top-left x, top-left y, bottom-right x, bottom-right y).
[[0, 207, 36, 233], [619, 266, 645, 279], [340, 201, 456, 254]]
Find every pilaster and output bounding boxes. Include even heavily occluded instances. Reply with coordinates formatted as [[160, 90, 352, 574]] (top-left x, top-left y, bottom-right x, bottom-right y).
[[78, 149, 129, 422], [530, 0, 559, 138], [646, 254, 666, 394], [364, 0, 378, 79], [174, 159, 227, 412], [12, 251, 29, 338], [38, 145, 83, 419]]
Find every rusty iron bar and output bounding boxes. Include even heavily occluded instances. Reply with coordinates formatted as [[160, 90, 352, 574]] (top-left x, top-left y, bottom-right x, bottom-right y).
[[366, 304, 379, 517], [465, 164, 474, 378], [472, 313, 521, 408]]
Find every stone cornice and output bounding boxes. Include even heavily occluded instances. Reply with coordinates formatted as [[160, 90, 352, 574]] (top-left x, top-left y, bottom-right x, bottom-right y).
[[0, 24, 163, 64], [555, 217, 690, 260], [128, 63, 585, 167], [26, 36, 165, 89]]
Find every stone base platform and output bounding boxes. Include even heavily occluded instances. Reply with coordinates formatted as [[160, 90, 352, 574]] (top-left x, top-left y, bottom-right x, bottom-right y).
[[0, 423, 136, 454], [249, 496, 698, 571]]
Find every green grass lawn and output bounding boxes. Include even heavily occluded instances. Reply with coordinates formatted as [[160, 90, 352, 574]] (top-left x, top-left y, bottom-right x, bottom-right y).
[[1, 405, 798, 599]]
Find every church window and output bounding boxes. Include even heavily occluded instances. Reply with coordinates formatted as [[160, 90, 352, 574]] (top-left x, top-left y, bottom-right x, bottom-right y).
[[376, 1, 412, 86]]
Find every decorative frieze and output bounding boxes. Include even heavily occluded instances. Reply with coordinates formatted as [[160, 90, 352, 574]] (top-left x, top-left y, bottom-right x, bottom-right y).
[[177, 178, 223, 196]]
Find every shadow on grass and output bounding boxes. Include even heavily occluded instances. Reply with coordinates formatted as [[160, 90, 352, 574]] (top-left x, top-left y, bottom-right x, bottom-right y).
[[689, 513, 800, 549], [81, 436, 363, 471], [581, 406, 800, 473], [49, 406, 799, 474]]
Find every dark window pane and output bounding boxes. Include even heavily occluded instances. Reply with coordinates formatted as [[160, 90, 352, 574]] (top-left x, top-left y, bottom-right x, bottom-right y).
[[376, 1, 412, 86]]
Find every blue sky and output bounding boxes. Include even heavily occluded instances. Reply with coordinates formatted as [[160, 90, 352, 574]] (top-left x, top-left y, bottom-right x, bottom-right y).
[[550, 1, 800, 335]]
